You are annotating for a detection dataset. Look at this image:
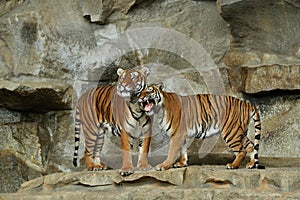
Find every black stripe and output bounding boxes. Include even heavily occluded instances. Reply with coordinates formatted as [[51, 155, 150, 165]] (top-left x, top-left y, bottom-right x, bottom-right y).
[[166, 121, 172, 132], [139, 140, 143, 147], [255, 134, 261, 140], [254, 144, 259, 151], [229, 142, 241, 149], [73, 160, 77, 167], [75, 137, 80, 142], [75, 127, 81, 132], [257, 165, 265, 169], [255, 125, 261, 130], [142, 117, 151, 127], [128, 105, 142, 120], [254, 154, 258, 159], [126, 119, 135, 128], [223, 128, 236, 143], [202, 130, 207, 139], [159, 110, 164, 124]]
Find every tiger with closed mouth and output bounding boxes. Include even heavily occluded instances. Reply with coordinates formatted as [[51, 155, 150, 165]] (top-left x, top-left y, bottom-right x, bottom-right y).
[[73, 67, 152, 176], [138, 83, 265, 170]]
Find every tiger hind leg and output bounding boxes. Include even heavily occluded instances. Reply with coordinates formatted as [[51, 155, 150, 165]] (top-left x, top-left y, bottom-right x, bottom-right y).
[[225, 133, 246, 169], [84, 148, 107, 171], [83, 151, 107, 171], [173, 139, 189, 168], [84, 127, 108, 171], [84, 149, 96, 171], [226, 148, 246, 169], [92, 128, 108, 171], [244, 137, 265, 169]]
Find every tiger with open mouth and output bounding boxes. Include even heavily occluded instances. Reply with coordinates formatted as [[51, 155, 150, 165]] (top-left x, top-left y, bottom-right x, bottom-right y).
[[138, 83, 265, 170]]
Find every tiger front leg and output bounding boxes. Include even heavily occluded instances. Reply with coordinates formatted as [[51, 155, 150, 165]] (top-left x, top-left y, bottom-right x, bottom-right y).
[[137, 133, 152, 171], [226, 148, 246, 169], [156, 133, 185, 171], [120, 131, 134, 176], [224, 129, 247, 169]]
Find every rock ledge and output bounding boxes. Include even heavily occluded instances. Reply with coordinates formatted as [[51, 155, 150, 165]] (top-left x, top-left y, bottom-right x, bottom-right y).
[[1, 166, 299, 199]]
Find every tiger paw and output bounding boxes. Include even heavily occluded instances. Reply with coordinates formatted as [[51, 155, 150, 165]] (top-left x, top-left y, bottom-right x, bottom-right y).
[[137, 162, 152, 171], [155, 163, 171, 171], [93, 164, 108, 171], [120, 166, 134, 176], [173, 161, 187, 168], [246, 162, 265, 169], [246, 162, 255, 169], [226, 163, 239, 169]]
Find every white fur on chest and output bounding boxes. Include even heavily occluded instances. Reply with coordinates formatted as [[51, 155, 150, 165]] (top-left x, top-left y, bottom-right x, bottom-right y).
[[123, 117, 144, 138]]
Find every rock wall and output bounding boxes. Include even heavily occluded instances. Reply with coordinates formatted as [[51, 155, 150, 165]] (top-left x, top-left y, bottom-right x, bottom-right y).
[[0, 0, 299, 193]]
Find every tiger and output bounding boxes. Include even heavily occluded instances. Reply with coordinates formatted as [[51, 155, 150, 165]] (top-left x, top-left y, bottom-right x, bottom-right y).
[[73, 67, 152, 176], [138, 83, 265, 170]]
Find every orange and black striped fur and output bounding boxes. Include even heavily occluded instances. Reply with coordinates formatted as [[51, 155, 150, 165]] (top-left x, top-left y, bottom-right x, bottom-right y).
[[139, 83, 265, 170], [73, 67, 152, 176]]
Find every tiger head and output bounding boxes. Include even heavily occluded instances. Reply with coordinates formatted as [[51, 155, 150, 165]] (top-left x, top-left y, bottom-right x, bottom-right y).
[[116, 67, 149, 99], [138, 83, 164, 116]]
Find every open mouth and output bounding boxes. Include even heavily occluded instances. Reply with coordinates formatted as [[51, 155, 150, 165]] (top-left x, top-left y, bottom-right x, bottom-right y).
[[141, 99, 155, 113]]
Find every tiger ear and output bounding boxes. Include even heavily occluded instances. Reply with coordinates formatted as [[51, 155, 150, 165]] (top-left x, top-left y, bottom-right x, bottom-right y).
[[117, 68, 124, 76], [157, 82, 164, 91], [141, 66, 149, 76]]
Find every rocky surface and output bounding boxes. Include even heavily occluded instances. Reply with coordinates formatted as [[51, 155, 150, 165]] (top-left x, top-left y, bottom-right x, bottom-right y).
[[0, 0, 299, 195], [241, 65, 300, 93], [218, 0, 300, 92], [0, 80, 73, 112], [1, 166, 300, 199]]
